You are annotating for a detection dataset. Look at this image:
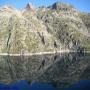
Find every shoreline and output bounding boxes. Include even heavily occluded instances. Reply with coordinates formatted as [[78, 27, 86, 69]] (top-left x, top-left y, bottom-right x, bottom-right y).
[[0, 50, 70, 56], [0, 50, 90, 56]]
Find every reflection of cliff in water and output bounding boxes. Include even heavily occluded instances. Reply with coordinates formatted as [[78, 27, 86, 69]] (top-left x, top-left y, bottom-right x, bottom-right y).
[[0, 53, 90, 88]]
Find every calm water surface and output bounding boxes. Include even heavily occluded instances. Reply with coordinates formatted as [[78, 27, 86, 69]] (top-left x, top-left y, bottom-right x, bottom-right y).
[[0, 52, 90, 88]]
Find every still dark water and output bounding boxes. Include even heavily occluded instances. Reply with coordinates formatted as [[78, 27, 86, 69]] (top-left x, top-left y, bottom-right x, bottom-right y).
[[0, 52, 90, 90]]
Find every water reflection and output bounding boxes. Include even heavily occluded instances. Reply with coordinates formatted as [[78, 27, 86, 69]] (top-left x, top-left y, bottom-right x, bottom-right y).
[[0, 52, 90, 88]]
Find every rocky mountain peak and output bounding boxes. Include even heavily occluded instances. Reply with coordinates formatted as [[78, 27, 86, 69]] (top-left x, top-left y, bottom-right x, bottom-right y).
[[26, 2, 35, 10], [49, 2, 73, 10]]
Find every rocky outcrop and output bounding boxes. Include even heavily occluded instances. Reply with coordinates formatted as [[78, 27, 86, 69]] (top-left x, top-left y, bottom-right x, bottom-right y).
[[48, 2, 74, 11], [25, 3, 35, 11]]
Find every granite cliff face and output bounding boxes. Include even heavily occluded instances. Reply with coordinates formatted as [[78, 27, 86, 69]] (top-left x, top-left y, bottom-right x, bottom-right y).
[[0, 2, 90, 53]]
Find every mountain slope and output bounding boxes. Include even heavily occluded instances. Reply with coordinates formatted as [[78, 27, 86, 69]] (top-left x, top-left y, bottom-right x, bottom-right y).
[[0, 5, 63, 54], [0, 2, 90, 54], [36, 2, 90, 51]]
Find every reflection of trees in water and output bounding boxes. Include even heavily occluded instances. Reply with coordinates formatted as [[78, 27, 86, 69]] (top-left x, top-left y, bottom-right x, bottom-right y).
[[0, 53, 90, 87], [4, 55, 28, 83], [6, 55, 17, 81], [35, 53, 90, 87]]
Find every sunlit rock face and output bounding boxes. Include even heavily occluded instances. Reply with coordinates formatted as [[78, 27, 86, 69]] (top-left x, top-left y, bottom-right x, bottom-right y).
[[0, 53, 90, 88], [0, 2, 90, 54]]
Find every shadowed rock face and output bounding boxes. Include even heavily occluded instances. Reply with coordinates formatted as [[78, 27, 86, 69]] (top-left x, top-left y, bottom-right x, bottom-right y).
[[0, 53, 90, 88], [26, 3, 35, 10], [48, 2, 73, 10]]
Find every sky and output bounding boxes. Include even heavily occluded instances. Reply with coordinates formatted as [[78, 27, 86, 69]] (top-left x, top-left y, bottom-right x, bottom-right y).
[[0, 0, 90, 13]]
